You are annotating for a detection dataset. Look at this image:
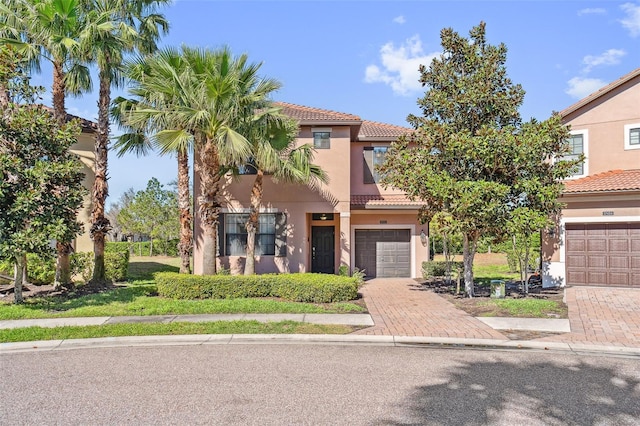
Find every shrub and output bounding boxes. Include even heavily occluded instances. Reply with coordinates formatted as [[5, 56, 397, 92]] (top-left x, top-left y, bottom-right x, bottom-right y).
[[422, 261, 463, 279], [71, 246, 129, 282], [0, 253, 56, 285], [156, 272, 359, 303], [125, 239, 179, 257]]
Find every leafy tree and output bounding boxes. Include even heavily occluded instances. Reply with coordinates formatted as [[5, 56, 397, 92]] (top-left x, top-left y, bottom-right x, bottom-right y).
[[117, 178, 178, 255], [506, 207, 547, 293], [238, 110, 327, 275], [78, 0, 169, 283], [0, 58, 85, 303], [2, 0, 93, 287], [379, 22, 580, 297]]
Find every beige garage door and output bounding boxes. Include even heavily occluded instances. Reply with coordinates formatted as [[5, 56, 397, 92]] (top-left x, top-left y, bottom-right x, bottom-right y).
[[565, 223, 640, 287]]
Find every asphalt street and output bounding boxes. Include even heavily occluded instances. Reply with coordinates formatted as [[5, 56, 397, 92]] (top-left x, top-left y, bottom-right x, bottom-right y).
[[2, 344, 639, 425]]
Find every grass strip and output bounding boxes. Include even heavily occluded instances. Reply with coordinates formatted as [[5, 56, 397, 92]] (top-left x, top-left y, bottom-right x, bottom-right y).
[[478, 298, 567, 318], [0, 320, 357, 343]]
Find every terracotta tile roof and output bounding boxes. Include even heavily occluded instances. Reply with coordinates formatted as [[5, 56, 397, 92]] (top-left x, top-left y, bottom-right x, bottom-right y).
[[560, 67, 640, 118], [358, 120, 412, 139], [564, 169, 640, 193], [275, 102, 361, 123], [40, 105, 97, 133], [351, 194, 424, 208]]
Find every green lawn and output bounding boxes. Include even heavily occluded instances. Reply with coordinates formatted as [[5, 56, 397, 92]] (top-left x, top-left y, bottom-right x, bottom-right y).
[[0, 320, 356, 343], [0, 256, 365, 321]]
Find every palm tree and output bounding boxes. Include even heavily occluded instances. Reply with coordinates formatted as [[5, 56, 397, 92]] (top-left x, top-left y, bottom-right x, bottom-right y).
[[1, 0, 92, 287], [239, 111, 327, 275], [112, 47, 193, 273], [118, 46, 281, 274], [78, 0, 169, 283]]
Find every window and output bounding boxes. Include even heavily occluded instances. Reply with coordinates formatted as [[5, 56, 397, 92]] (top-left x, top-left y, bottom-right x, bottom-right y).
[[313, 131, 331, 149], [221, 213, 286, 256], [562, 131, 587, 178], [625, 123, 640, 150], [363, 146, 388, 183], [238, 158, 258, 175]]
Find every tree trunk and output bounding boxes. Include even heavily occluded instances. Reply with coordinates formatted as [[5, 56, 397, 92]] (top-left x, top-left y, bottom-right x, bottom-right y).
[[244, 170, 264, 275], [54, 242, 72, 289], [462, 233, 478, 298], [90, 70, 112, 283], [196, 137, 223, 275], [14, 254, 26, 304], [149, 238, 153, 256], [177, 149, 192, 273], [52, 61, 74, 288]]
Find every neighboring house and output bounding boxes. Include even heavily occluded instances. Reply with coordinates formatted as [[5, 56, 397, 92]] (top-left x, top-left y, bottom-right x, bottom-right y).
[[542, 68, 640, 288], [192, 102, 430, 278], [48, 108, 97, 254]]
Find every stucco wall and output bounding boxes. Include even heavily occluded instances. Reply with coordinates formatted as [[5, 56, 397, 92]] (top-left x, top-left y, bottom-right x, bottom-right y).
[[69, 131, 96, 253]]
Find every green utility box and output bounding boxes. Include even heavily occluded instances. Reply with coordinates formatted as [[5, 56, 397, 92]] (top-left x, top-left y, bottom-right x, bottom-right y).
[[490, 280, 505, 299]]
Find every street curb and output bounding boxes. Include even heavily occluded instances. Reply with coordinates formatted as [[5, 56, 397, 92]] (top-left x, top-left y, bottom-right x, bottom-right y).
[[2, 334, 639, 357]]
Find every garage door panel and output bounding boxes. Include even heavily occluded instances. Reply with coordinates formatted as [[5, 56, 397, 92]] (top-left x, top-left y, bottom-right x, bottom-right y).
[[566, 223, 639, 287], [587, 239, 607, 251], [609, 272, 630, 286], [567, 255, 586, 268]]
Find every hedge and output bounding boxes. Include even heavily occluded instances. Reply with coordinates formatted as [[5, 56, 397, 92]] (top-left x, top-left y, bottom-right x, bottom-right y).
[[422, 261, 464, 279], [155, 272, 359, 303]]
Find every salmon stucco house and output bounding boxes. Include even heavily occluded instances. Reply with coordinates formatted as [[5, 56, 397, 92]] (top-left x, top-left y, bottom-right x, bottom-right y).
[[192, 102, 430, 278], [542, 68, 640, 288]]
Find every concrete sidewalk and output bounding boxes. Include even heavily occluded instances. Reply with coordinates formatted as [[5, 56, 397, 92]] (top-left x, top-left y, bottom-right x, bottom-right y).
[[0, 313, 375, 330]]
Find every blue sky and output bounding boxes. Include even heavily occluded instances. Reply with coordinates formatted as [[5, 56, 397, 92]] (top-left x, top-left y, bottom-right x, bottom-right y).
[[32, 0, 640, 206]]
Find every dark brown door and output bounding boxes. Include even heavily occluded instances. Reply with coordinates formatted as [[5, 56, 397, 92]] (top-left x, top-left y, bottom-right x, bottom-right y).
[[312, 226, 334, 273]]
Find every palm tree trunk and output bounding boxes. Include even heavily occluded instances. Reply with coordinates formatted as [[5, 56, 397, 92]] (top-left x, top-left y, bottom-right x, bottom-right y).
[[13, 253, 26, 304], [52, 61, 74, 289], [197, 137, 222, 275], [244, 170, 264, 275], [177, 149, 192, 274], [90, 69, 112, 283]]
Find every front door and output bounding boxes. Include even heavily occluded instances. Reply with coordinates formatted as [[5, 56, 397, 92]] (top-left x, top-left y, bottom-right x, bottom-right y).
[[311, 226, 335, 273]]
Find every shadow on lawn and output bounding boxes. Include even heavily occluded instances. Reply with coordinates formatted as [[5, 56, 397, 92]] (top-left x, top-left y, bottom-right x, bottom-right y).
[[127, 261, 179, 281], [382, 359, 640, 424]]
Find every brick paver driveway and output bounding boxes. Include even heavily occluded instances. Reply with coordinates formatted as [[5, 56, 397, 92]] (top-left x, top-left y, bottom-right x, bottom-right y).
[[354, 278, 507, 339], [540, 286, 640, 347], [356, 278, 640, 348]]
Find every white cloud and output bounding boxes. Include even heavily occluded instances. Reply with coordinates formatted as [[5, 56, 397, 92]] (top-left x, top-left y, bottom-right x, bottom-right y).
[[582, 49, 626, 72], [393, 15, 406, 24], [620, 2, 640, 37], [364, 35, 439, 96], [578, 8, 606, 16], [565, 77, 607, 99]]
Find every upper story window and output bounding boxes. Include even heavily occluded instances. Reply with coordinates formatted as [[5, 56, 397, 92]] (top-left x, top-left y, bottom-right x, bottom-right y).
[[562, 131, 587, 179], [363, 146, 388, 184], [624, 123, 640, 150], [238, 158, 258, 175], [313, 130, 331, 149]]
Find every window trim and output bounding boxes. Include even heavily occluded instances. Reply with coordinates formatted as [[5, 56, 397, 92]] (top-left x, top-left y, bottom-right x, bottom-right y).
[[624, 123, 640, 150], [564, 129, 588, 180]]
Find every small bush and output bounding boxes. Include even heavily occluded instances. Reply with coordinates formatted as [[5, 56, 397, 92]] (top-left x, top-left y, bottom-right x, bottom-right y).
[[125, 239, 179, 257], [0, 253, 56, 285], [422, 261, 463, 279], [156, 272, 359, 303], [71, 246, 129, 282]]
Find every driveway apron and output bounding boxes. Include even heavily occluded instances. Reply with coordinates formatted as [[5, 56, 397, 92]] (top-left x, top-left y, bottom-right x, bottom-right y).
[[539, 286, 640, 347], [354, 278, 508, 339]]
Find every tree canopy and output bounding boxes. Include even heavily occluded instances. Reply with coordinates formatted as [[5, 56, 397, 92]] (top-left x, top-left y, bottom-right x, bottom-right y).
[[379, 22, 580, 296]]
